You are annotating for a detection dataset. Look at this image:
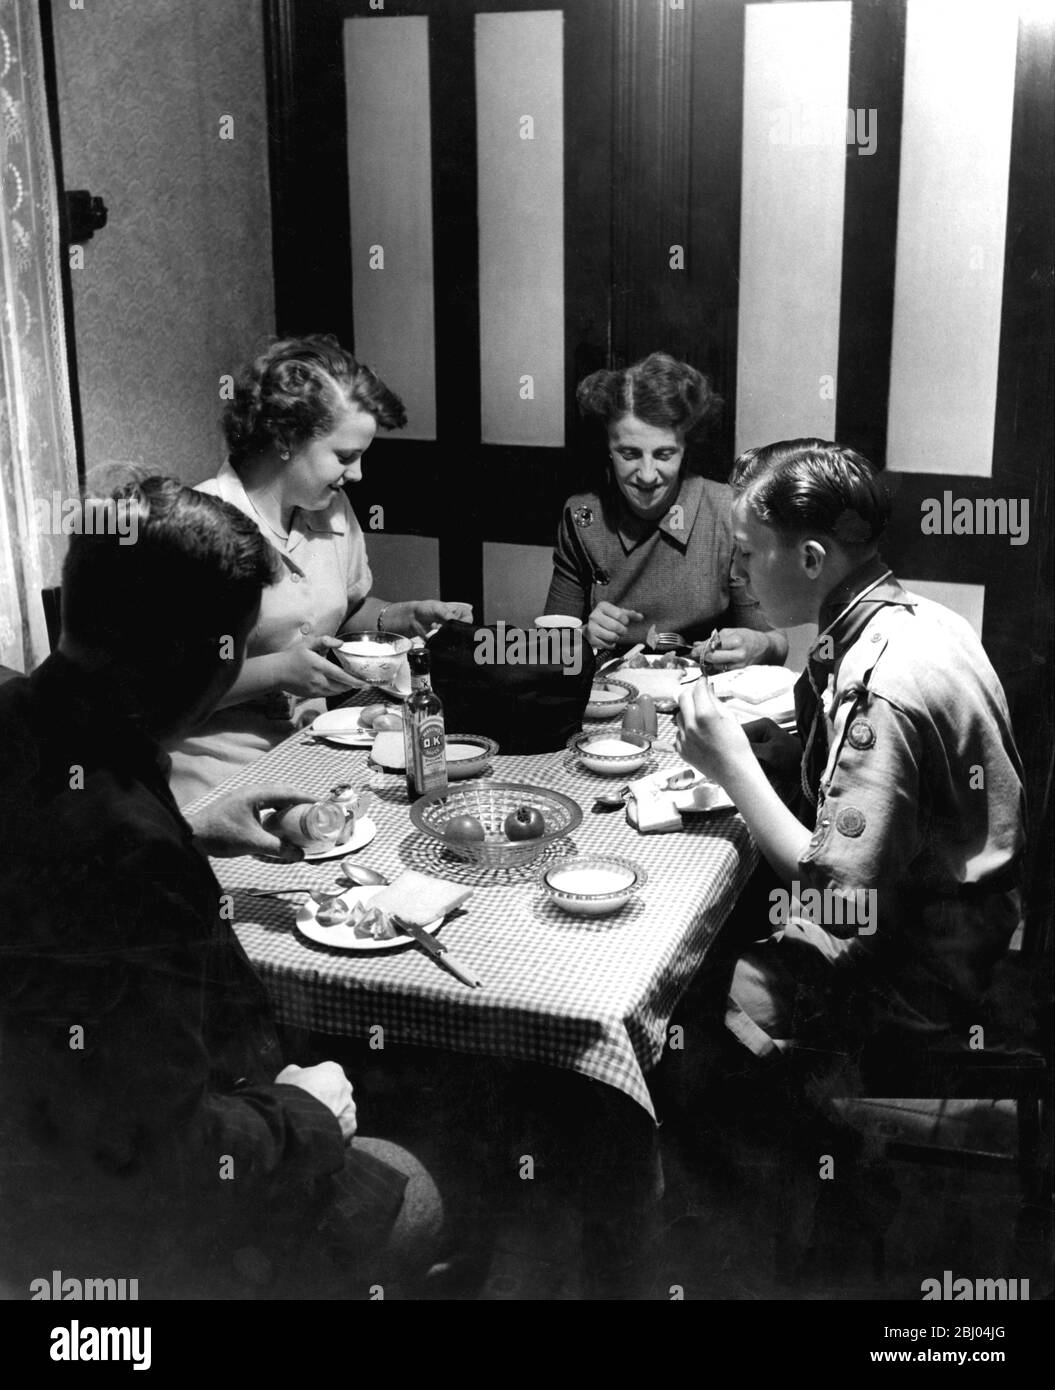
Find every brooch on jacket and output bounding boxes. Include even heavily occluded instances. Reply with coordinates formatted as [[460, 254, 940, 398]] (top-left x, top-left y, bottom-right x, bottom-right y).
[[573, 506, 594, 528]]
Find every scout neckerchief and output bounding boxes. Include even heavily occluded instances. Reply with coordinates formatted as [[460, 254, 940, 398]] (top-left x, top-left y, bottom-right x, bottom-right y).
[[798, 555, 912, 808]]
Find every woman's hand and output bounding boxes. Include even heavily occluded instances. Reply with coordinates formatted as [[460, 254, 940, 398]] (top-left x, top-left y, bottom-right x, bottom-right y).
[[382, 600, 474, 637], [276, 636, 361, 699], [587, 601, 644, 652], [674, 675, 754, 785], [692, 627, 779, 671]]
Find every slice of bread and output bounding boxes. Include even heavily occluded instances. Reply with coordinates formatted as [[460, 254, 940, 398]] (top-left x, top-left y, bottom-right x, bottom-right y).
[[371, 730, 406, 769], [368, 870, 473, 928], [724, 666, 794, 705]]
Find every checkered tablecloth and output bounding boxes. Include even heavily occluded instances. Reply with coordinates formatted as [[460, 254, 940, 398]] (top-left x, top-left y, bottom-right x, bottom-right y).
[[186, 705, 758, 1119]]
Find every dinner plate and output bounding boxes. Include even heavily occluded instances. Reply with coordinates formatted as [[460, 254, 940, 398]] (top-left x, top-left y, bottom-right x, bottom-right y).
[[310, 708, 377, 746], [677, 781, 736, 814], [302, 815, 377, 861], [610, 655, 697, 711], [296, 884, 442, 953], [710, 665, 799, 724]]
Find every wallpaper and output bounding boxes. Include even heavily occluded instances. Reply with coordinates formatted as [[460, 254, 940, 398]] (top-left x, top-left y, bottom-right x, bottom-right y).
[[51, 0, 275, 487]]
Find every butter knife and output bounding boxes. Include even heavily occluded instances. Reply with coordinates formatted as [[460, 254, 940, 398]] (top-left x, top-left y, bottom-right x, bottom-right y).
[[392, 915, 482, 989], [597, 641, 644, 675]]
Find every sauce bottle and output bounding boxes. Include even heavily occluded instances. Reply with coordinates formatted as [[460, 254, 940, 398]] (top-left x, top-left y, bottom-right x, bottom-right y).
[[404, 647, 448, 800]]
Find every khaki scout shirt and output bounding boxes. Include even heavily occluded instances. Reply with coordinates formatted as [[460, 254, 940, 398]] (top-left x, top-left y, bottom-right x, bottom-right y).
[[165, 462, 373, 806], [544, 473, 767, 649], [798, 580, 1026, 1038]]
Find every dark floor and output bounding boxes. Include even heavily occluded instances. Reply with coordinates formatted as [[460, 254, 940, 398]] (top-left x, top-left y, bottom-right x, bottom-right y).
[[476, 1116, 1051, 1301], [332, 1038, 1053, 1302]]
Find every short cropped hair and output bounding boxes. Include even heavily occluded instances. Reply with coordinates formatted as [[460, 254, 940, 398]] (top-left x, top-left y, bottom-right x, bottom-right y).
[[62, 477, 278, 667], [730, 438, 891, 546], [577, 352, 722, 440], [223, 334, 407, 467]]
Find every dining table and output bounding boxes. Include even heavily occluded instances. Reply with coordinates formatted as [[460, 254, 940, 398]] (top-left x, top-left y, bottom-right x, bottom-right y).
[[185, 691, 760, 1124]]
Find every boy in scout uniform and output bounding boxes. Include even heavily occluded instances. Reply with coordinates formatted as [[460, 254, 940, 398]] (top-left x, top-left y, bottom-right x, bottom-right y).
[[675, 439, 1026, 1077]]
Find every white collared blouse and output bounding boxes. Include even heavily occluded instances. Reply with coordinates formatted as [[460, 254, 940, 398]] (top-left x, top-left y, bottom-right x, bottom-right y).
[[165, 461, 372, 806]]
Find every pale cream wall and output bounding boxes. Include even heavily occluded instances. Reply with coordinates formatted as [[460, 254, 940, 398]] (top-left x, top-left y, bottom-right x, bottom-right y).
[[53, 0, 274, 487]]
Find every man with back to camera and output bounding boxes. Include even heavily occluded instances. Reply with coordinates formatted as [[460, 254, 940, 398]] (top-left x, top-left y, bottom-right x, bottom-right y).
[[0, 476, 447, 1298], [673, 439, 1026, 1077]]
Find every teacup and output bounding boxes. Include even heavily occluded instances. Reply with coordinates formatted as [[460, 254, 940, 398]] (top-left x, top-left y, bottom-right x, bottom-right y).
[[534, 614, 583, 630]]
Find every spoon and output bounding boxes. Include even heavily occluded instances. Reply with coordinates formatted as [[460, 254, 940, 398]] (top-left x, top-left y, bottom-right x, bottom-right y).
[[341, 861, 389, 887], [245, 885, 346, 905]]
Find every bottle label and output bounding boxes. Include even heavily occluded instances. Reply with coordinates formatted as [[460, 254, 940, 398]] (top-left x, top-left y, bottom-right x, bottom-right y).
[[411, 715, 447, 795]]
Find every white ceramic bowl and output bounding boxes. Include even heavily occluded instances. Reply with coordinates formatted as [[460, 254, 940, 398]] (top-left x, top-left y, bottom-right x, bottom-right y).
[[571, 730, 652, 776], [584, 676, 638, 720], [334, 631, 413, 686], [444, 734, 499, 781], [542, 855, 646, 916]]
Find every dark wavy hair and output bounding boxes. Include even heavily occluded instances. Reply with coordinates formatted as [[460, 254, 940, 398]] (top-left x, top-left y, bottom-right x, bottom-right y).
[[730, 438, 891, 547], [223, 334, 407, 467], [62, 477, 278, 679], [577, 352, 722, 440]]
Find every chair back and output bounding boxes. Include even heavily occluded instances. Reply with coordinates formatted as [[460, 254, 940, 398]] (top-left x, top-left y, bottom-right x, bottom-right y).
[[41, 587, 61, 654]]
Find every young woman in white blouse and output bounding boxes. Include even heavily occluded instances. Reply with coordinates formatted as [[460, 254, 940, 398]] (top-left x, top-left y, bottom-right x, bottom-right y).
[[166, 335, 470, 806]]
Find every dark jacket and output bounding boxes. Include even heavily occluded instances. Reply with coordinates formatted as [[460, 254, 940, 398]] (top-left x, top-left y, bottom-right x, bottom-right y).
[[0, 655, 405, 1290]]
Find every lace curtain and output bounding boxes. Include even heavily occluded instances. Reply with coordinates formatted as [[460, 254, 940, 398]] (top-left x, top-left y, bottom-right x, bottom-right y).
[[0, 0, 78, 673]]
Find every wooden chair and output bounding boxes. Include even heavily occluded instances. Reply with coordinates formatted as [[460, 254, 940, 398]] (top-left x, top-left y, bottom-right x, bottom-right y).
[[41, 586, 62, 654], [856, 754, 1053, 1253]]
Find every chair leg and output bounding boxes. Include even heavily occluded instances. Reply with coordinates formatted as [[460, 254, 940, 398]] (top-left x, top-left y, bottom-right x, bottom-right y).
[[1017, 1095, 1042, 1207]]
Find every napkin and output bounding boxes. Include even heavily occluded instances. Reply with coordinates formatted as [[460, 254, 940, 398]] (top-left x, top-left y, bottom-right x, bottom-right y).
[[367, 870, 473, 928]]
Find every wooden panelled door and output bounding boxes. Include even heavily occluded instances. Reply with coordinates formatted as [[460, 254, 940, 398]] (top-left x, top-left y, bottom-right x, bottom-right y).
[[265, 0, 1053, 866]]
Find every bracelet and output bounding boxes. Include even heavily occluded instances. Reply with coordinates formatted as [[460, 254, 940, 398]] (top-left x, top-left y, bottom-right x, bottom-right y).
[[376, 606, 389, 633]]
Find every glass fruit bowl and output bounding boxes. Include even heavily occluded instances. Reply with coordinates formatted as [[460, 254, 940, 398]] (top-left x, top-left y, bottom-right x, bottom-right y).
[[409, 780, 583, 867]]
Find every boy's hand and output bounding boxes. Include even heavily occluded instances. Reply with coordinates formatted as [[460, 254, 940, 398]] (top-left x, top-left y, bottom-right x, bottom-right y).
[[674, 677, 753, 784]]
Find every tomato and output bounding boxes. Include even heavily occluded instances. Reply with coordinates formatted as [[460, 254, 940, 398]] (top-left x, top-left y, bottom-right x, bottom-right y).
[[372, 712, 403, 731], [623, 655, 648, 669], [444, 814, 485, 843], [659, 652, 682, 669], [504, 805, 546, 841], [359, 703, 386, 729]]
